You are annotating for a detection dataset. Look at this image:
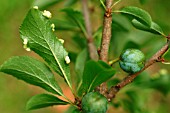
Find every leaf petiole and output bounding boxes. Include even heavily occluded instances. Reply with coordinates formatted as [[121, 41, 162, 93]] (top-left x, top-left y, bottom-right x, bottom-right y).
[[100, 0, 106, 10], [111, 0, 122, 9], [162, 61, 170, 65], [109, 57, 120, 65]]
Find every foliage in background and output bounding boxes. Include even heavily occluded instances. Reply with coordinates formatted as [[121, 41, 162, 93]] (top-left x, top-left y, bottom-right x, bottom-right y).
[[0, 0, 170, 113]]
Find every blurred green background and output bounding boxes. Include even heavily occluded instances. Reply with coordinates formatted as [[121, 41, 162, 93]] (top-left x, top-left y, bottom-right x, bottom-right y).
[[0, 0, 170, 113]]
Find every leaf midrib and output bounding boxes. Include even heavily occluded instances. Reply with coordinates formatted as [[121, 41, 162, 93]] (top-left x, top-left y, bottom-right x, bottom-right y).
[[87, 69, 114, 93], [30, 13, 72, 90], [2, 66, 63, 96]]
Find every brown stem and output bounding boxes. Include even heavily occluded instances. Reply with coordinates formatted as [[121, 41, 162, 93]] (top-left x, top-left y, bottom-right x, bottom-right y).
[[107, 39, 170, 101], [100, 0, 113, 62], [97, 0, 114, 96], [81, 0, 98, 60]]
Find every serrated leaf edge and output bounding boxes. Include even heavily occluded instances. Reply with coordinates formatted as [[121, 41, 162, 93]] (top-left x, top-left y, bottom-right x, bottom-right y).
[[26, 93, 69, 110], [0, 56, 64, 96]]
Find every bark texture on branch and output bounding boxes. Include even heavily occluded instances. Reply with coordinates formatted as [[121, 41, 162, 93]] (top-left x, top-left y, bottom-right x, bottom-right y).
[[98, 0, 114, 96], [81, 0, 98, 60], [100, 0, 113, 62]]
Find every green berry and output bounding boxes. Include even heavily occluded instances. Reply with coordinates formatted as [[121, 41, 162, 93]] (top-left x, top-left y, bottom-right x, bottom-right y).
[[81, 92, 108, 113], [119, 49, 145, 73]]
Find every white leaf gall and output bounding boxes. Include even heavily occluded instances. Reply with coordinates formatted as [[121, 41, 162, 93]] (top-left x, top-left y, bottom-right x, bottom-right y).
[[65, 56, 70, 64], [33, 6, 39, 10], [43, 10, 52, 18], [58, 39, 64, 44]]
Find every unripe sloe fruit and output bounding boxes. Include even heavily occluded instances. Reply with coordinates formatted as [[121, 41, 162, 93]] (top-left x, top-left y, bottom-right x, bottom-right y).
[[119, 49, 145, 73], [81, 92, 108, 113]]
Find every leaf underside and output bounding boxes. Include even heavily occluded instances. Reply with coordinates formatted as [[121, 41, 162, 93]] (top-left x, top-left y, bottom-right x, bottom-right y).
[[118, 6, 152, 27], [132, 19, 165, 36]]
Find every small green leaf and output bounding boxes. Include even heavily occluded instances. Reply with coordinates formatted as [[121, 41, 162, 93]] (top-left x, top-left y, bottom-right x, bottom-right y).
[[75, 49, 89, 92], [72, 35, 87, 49], [117, 6, 152, 27], [132, 19, 165, 36], [123, 41, 140, 50], [64, 0, 78, 6], [20, 9, 72, 90], [107, 78, 121, 89], [51, 19, 80, 31], [26, 93, 69, 110], [78, 60, 116, 96], [61, 8, 86, 37], [163, 48, 170, 60], [0, 56, 63, 95], [112, 14, 131, 32], [139, 0, 148, 4], [65, 106, 81, 113], [93, 27, 102, 48], [75, 49, 89, 77], [148, 74, 170, 95], [33, 0, 62, 9], [150, 21, 165, 36]]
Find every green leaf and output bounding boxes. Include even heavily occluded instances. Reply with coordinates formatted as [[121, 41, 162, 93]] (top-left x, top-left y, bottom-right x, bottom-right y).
[[93, 27, 102, 48], [33, 0, 62, 10], [78, 60, 116, 96], [123, 41, 140, 50], [75, 49, 89, 77], [75, 49, 89, 92], [150, 22, 165, 36], [19, 9, 72, 90], [51, 19, 80, 31], [132, 19, 165, 36], [163, 48, 170, 60], [139, 0, 148, 4], [65, 106, 81, 113], [61, 8, 86, 36], [124, 90, 149, 113], [112, 14, 131, 32], [148, 74, 170, 95], [107, 78, 121, 89], [117, 6, 152, 27], [0, 56, 63, 95], [72, 35, 87, 49], [26, 93, 69, 110], [64, 0, 78, 6]]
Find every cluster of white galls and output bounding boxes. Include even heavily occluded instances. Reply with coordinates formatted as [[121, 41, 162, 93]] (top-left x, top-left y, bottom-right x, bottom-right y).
[[22, 6, 70, 64]]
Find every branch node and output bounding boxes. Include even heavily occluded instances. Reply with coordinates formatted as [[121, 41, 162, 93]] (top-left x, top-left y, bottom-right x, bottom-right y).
[[105, 8, 112, 17]]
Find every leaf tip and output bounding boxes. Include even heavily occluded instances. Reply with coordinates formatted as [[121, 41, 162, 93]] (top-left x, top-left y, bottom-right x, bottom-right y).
[[26, 101, 32, 111], [0, 65, 2, 72]]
